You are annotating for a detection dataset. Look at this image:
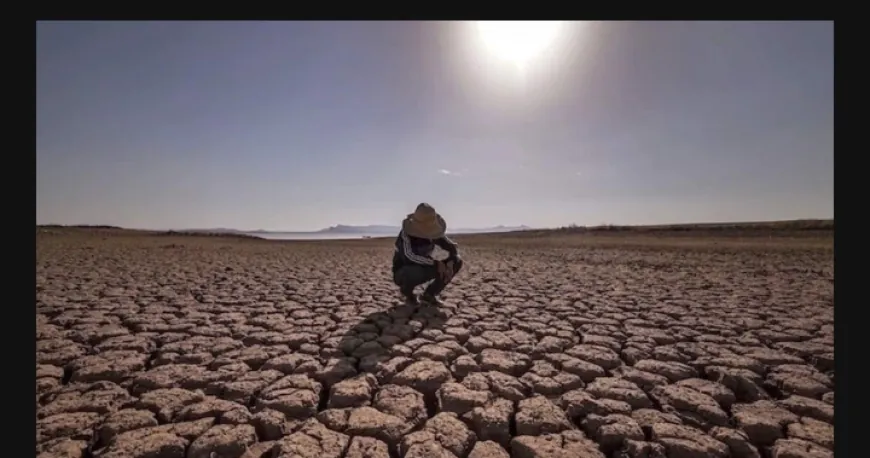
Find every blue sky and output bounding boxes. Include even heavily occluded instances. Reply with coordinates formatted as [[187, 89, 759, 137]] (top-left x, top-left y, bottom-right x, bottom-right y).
[[37, 21, 833, 231]]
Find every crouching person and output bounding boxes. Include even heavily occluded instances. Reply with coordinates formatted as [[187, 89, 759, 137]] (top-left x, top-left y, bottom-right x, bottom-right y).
[[392, 203, 464, 305]]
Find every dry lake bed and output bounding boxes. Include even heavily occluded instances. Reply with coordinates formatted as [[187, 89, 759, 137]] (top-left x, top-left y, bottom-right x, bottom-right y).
[[35, 226, 834, 458]]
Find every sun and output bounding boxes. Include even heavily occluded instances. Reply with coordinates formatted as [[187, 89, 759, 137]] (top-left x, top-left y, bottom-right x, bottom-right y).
[[476, 21, 563, 69]]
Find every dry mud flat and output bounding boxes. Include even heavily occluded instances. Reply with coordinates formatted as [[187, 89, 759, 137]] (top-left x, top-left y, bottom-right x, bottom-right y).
[[36, 231, 834, 458]]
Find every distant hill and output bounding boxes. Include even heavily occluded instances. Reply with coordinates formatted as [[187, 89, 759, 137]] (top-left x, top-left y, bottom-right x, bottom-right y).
[[179, 224, 533, 236], [454, 225, 533, 234], [317, 225, 398, 234], [316, 224, 533, 235]]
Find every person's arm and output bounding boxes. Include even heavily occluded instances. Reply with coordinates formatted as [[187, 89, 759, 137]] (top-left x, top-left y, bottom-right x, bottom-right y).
[[399, 230, 434, 266], [434, 236, 459, 262]]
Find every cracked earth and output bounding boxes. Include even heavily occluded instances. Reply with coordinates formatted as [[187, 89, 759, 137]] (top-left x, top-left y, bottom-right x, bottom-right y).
[[36, 230, 834, 458]]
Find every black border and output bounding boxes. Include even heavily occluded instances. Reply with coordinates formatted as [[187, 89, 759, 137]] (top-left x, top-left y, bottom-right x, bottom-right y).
[[832, 19, 854, 458], [31, 18, 846, 457], [28, 19, 38, 458]]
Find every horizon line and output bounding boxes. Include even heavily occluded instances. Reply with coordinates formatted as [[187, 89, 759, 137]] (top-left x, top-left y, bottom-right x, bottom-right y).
[[36, 217, 834, 234]]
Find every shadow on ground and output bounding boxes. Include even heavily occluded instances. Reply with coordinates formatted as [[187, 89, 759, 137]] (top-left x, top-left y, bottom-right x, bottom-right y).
[[337, 302, 450, 373]]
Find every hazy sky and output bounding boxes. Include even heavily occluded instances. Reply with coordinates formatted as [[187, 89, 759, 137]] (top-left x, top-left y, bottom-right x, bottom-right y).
[[37, 21, 833, 231]]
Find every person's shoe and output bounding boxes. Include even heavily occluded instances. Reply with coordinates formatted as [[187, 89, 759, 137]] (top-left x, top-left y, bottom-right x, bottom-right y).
[[401, 290, 419, 305], [420, 293, 444, 306]]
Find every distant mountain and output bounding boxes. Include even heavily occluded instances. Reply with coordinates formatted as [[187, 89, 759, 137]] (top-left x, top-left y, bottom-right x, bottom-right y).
[[181, 224, 533, 236], [317, 225, 398, 234], [316, 224, 532, 235], [180, 228, 247, 234], [453, 225, 533, 234]]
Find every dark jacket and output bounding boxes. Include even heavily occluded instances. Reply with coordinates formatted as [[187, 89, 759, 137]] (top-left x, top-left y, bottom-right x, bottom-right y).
[[392, 230, 459, 274]]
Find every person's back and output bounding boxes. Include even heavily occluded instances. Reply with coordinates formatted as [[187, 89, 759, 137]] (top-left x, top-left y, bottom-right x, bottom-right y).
[[392, 203, 463, 305]]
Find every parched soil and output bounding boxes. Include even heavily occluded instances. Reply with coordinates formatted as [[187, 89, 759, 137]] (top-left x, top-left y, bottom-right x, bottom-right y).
[[36, 230, 834, 458]]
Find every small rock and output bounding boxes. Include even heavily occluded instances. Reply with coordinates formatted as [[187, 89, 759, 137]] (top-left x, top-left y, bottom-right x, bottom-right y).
[[705, 366, 769, 402], [476, 349, 531, 376], [328, 374, 378, 408], [403, 441, 456, 458], [36, 439, 88, 458], [558, 356, 607, 382], [177, 397, 251, 424], [614, 439, 667, 458], [632, 409, 683, 433], [594, 415, 645, 452], [372, 384, 428, 428], [770, 438, 833, 458], [612, 366, 670, 390], [186, 424, 257, 458], [99, 409, 158, 445], [239, 441, 279, 458], [560, 389, 632, 419], [276, 419, 350, 458], [634, 360, 698, 382], [437, 382, 490, 416], [709, 426, 761, 458], [316, 358, 358, 386], [37, 412, 103, 443], [692, 356, 765, 375], [251, 408, 301, 441], [136, 388, 205, 423], [565, 344, 622, 370], [821, 392, 833, 405], [345, 436, 390, 458], [344, 406, 409, 447], [262, 354, 322, 375], [451, 355, 480, 378], [392, 360, 453, 396], [732, 400, 800, 446], [778, 396, 834, 423], [650, 384, 729, 429], [650, 423, 728, 458], [516, 396, 574, 436], [765, 366, 831, 399], [420, 412, 476, 457], [675, 378, 737, 408], [39, 382, 135, 419], [468, 440, 510, 458], [256, 375, 322, 420], [786, 417, 833, 450], [97, 432, 187, 458], [586, 377, 652, 409], [220, 369, 285, 402], [462, 372, 529, 401], [467, 398, 513, 447], [512, 432, 606, 458]]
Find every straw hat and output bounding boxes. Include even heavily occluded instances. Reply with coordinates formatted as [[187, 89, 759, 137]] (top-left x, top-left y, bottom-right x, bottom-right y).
[[403, 203, 447, 239]]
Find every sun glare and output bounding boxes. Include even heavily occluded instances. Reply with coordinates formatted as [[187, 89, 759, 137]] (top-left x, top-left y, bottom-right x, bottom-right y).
[[476, 21, 563, 69]]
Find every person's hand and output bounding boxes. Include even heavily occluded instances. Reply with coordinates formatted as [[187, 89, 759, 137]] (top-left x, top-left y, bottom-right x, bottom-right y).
[[441, 260, 455, 283], [435, 261, 446, 281]]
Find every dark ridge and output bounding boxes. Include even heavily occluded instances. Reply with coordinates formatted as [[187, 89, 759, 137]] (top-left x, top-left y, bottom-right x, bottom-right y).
[[423, 392, 439, 419], [159, 230, 264, 240], [38, 224, 123, 229], [508, 400, 518, 442], [317, 386, 330, 413], [464, 218, 835, 239], [145, 351, 159, 370], [61, 366, 73, 385], [560, 219, 833, 233]]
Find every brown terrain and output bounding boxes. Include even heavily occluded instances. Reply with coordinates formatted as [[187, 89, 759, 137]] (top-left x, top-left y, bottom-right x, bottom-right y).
[[36, 222, 834, 458]]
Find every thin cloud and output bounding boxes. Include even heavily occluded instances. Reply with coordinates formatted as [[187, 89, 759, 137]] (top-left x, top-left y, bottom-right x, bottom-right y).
[[439, 168, 465, 177]]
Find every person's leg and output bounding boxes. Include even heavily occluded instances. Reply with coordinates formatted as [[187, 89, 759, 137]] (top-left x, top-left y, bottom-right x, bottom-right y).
[[395, 264, 438, 301], [423, 258, 464, 297]]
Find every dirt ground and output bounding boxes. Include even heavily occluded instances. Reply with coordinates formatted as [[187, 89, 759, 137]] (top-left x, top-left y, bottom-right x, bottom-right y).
[[36, 228, 834, 458]]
